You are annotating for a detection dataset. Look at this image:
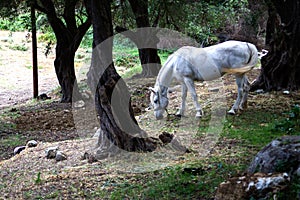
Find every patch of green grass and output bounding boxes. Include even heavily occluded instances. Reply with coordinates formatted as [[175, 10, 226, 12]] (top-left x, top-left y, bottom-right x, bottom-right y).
[[88, 108, 293, 199], [96, 160, 238, 200], [35, 172, 42, 185], [1, 107, 21, 120], [44, 190, 61, 199], [8, 44, 29, 51], [274, 104, 300, 134], [0, 134, 24, 148], [121, 65, 143, 79], [25, 65, 44, 70], [223, 110, 287, 148]]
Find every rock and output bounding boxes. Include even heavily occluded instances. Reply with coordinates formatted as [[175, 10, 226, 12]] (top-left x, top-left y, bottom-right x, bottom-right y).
[[255, 89, 264, 94], [283, 90, 290, 95], [14, 146, 26, 155], [26, 140, 38, 148], [208, 87, 220, 92], [159, 132, 174, 144], [247, 135, 300, 174], [215, 172, 290, 200], [93, 128, 102, 138], [216, 136, 300, 200], [10, 108, 18, 112], [55, 151, 67, 161], [0, 37, 10, 42], [74, 100, 85, 108], [45, 146, 58, 159], [296, 167, 300, 177], [82, 152, 98, 163], [81, 91, 91, 100], [37, 93, 51, 100]]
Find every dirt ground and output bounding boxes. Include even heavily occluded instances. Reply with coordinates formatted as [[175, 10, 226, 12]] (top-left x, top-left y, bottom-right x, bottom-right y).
[[1, 32, 300, 198], [0, 31, 60, 108]]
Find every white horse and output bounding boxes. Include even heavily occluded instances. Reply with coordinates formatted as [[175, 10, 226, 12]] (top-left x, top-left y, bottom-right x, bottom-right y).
[[150, 40, 258, 120]]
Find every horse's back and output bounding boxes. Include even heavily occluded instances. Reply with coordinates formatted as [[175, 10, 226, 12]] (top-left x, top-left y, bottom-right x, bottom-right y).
[[165, 41, 258, 81]]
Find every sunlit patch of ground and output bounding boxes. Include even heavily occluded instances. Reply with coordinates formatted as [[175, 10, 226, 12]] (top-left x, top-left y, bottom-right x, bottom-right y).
[[1, 62, 300, 198]]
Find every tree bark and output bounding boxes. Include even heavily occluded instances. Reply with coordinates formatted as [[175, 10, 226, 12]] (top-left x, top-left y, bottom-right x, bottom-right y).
[[36, 0, 92, 102], [88, 0, 158, 157], [127, 0, 161, 77], [251, 0, 300, 91]]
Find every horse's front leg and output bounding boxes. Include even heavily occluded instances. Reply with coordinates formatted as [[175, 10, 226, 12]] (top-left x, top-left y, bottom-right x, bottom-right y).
[[228, 75, 244, 115], [184, 78, 203, 118], [176, 83, 187, 117]]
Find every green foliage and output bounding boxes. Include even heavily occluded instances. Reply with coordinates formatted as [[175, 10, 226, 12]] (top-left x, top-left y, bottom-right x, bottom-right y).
[[0, 12, 31, 31], [112, 0, 249, 44], [274, 104, 300, 134], [37, 32, 56, 43], [8, 44, 28, 51], [183, 0, 248, 43], [80, 27, 93, 48]]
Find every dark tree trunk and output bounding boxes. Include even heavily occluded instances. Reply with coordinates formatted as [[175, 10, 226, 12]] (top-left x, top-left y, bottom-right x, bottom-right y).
[[251, 0, 300, 91], [138, 48, 161, 77], [36, 0, 92, 102], [115, 26, 161, 77], [88, 0, 158, 157], [54, 43, 79, 102], [127, 0, 161, 77]]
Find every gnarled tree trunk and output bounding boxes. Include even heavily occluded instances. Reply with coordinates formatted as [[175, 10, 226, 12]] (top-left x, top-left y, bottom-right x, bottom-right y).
[[37, 0, 92, 102], [88, 0, 158, 157], [251, 0, 300, 91]]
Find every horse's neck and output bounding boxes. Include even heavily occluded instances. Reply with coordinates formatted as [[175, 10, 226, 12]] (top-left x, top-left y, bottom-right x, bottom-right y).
[[156, 58, 174, 89]]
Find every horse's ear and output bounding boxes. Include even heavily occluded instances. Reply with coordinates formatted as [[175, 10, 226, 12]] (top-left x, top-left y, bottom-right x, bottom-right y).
[[149, 87, 156, 93]]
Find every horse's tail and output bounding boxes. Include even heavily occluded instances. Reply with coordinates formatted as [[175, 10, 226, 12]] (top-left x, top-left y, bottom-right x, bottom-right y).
[[246, 43, 259, 67]]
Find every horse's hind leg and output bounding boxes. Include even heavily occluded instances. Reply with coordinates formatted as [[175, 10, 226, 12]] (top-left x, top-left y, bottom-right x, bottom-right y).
[[228, 74, 244, 115], [183, 77, 203, 118], [176, 82, 188, 116], [240, 75, 250, 110]]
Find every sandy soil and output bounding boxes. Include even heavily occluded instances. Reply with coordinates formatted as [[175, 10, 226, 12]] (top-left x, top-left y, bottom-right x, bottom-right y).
[[0, 30, 59, 108]]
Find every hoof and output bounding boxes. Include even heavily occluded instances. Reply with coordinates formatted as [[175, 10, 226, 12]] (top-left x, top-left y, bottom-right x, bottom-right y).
[[176, 110, 184, 117], [227, 109, 236, 115], [195, 114, 202, 118], [175, 113, 182, 118], [195, 110, 203, 118]]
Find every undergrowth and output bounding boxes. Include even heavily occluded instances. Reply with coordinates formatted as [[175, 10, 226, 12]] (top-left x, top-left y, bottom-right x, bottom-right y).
[[90, 106, 298, 199]]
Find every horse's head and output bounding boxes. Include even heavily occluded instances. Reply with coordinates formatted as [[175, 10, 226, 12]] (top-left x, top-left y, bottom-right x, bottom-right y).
[[149, 86, 169, 120]]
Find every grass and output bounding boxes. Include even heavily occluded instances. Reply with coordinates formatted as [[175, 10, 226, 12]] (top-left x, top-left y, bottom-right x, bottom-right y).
[[94, 159, 241, 200], [8, 44, 28, 51], [0, 94, 299, 199], [1, 39, 299, 199], [25, 65, 44, 70], [0, 134, 24, 148], [87, 106, 299, 199]]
